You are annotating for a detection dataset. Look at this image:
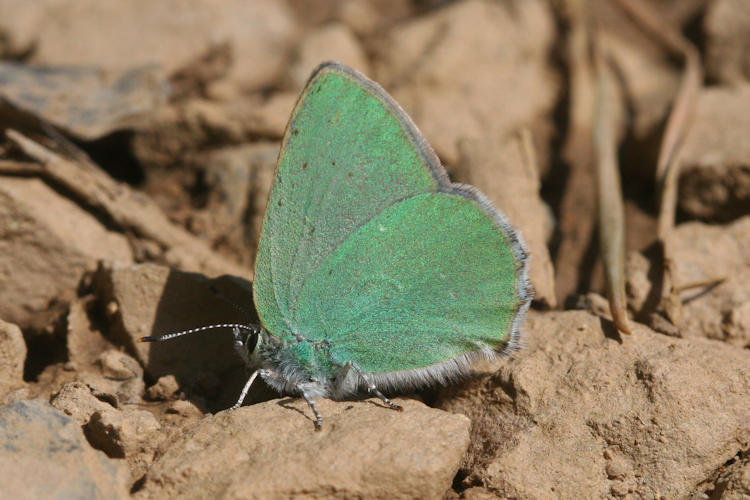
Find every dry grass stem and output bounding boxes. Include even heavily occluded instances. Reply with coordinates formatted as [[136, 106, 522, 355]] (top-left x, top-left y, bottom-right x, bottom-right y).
[[592, 33, 631, 334]]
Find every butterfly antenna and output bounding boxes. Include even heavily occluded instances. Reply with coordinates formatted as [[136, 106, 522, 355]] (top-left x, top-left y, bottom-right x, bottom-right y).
[[139, 323, 257, 343], [209, 285, 256, 322]]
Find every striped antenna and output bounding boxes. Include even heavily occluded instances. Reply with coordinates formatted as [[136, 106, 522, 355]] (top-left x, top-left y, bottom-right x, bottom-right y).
[[139, 323, 257, 343]]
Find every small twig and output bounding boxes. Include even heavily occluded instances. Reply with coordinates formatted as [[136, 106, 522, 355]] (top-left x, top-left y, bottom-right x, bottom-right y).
[[655, 45, 701, 243], [612, 0, 703, 327], [554, 0, 598, 304], [0, 160, 45, 175], [674, 276, 727, 293], [592, 33, 631, 335], [655, 47, 702, 186]]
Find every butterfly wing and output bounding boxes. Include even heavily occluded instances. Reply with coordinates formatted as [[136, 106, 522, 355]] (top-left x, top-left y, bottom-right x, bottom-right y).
[[253, 63, 443, 340], [293, 190, 529, 377], [253, 63, 531, 388]]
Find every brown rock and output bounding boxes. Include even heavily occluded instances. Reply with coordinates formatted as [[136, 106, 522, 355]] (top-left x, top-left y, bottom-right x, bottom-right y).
[[132, 98, 251, 167], [62, 314, 146, 406], [437, 310, 750, 498], [67, 295, 116, 372], [456, 135, 556, 308], [87, 406, 163, 477], [459, 487, 498, 500], [246, 93, 297, 139], [98, 349, 142, 380], [712, 455, 750, 499], [605, 455, 631, 480], [51, 379, 163, 479], [0, 0, 297, 92], [678, 85, 750, 222], [76, 373, 141, 408], [75, 349, 146, 404], [0, 399, 130, 499], [287, 23, 370, 90], [131, 97, 284, 169], [669, 218, 750, 346], [286, 0, 415, 33], [628, 217, 750, 346], [373, 0, 558, 166], [137, 398, 470, 499], [0, 61, 167, 140], [667, 216, 750, 287], [0, 319, 27, 399], [50, 381, 115, 426], [335, 0, 384, 37], [191, 142, 279, 267], [705, 0, 750, 85], [146, 375, 180, 401], [165, 399, 205, 420], [0, 177, 133, 325], [329, 0, 414, 37]]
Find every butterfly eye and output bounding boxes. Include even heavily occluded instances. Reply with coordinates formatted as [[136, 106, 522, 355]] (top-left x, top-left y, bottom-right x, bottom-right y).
[[244, 327, 259, 355]]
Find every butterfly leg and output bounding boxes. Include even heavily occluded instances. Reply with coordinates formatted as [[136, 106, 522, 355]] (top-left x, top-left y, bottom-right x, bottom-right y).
[[346, 361, 403, 411], [229, 368, 325, 431], [228, 368, 273, 411], [298, 388, 324, 431]]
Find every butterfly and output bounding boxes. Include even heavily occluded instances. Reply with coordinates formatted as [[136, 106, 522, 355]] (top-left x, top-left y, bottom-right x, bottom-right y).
[[142, 62, 532, 429]]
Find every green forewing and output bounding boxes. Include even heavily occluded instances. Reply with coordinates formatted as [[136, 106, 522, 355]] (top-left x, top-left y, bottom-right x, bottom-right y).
[[254, 63, 525, 375], [254, 67, 440, 338]]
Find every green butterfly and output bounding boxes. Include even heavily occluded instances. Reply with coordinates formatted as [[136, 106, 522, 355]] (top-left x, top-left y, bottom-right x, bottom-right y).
[[144, 62, 531, 429]]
